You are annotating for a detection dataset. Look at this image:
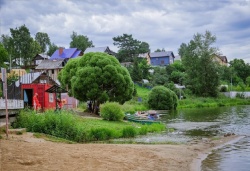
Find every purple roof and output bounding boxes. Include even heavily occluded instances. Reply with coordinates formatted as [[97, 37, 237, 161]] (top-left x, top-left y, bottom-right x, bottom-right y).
[[50, 48, 82, 60]]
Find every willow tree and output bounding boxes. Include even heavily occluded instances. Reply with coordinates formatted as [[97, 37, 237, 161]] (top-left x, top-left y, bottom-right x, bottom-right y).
[[178, 31, 220, 97], [58, 52, 134, 114]]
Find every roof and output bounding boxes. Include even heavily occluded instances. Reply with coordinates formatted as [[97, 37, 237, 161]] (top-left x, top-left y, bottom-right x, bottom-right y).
[[17, 72, 42, 84], [150, 51, 175, 58], [50, 48, 82, 60], [34, 54, 50, 60], [45, 84, 68, 93], [138, 53, 149, 58], [35, 59, 66, 70], [84, 46, 109, 53], [84, 46, 116, 55]]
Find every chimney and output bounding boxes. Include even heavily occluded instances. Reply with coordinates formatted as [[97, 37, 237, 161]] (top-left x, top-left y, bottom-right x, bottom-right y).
[[59, 47, 64, 56]]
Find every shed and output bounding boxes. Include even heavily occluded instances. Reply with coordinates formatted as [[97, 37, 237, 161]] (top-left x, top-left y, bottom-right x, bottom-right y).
[[17, 72, 58, 111]]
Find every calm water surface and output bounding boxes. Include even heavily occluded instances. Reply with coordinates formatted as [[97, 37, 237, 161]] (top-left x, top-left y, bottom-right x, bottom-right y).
[[131, 105, 250, 171]]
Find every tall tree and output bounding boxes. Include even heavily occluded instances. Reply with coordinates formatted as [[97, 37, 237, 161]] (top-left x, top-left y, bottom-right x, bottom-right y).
[[58, 52, 134, 114], [0, 43, 8, 67], [47, 43, 58, 56], [35, 32, 51, 53], [113, 33, 150, 62], [1, 35, 14, 65], [229, 59, 250, 84], [10, 25, 33, 67], [69, 31, 94, 52], [155, 48, 166, 52], [178, 31, 220, 97]]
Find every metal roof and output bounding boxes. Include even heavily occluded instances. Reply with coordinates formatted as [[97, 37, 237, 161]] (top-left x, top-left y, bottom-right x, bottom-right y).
[[150, 51, 175, 58], [84, 47, 109, 53], [35, 59, 66, 70], [17, 72, 42, 84], [50, 48, 82, 60], [45, 84, 68, 93]]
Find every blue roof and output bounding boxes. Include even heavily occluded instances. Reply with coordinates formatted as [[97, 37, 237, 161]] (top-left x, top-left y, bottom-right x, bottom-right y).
[[150, 51, 175, 58], [50, 48, 82, 60]]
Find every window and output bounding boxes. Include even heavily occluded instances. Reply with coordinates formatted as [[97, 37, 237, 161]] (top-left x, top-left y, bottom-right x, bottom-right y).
[[52, 69, 54, 74]]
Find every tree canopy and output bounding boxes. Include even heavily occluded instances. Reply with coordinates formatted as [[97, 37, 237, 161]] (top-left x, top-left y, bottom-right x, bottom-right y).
[[69, 31, 94, 52], [113, 33, 150, 62], [58, 52, 134, 114], [35, 32, 51, 53], [178, 31, 220, 97], [0, 43, 8, 67]]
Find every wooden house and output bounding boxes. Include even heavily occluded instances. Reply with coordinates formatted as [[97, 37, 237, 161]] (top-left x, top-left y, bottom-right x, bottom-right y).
[[84, 46, 116, 56], [149, 51, 175, 66]]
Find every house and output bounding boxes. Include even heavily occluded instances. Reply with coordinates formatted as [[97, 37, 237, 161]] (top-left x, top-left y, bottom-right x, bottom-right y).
[[213, 55, 228, 66], [35, 59, 67, 81], [35, 47, 83, 80], [84, 46, 116, 56], [30, 54, 50, 70], [138, 53, 150, 64], [149, 51, 175, 66]]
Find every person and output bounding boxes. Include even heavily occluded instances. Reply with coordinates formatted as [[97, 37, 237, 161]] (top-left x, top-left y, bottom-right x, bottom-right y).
[[33, 93, 41, 111], [57, 98, 62, 110]]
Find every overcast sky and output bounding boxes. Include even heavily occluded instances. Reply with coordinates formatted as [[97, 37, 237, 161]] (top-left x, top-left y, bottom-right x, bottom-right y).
[[1, 0, 250, 63]]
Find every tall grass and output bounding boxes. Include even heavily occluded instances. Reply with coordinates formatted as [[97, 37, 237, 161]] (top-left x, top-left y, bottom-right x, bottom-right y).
[[12, 109, 165, 143]]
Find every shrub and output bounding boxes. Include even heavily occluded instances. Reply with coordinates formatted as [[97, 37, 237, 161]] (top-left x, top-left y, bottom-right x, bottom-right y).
[[148, 86, 178, 110], [122, 126, 137, 138], [100, 102, 124, 121], [220, 86, 228, 92]]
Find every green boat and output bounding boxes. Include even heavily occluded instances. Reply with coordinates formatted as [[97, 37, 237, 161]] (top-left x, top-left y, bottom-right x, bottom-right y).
[[125, 114, 161, 125]]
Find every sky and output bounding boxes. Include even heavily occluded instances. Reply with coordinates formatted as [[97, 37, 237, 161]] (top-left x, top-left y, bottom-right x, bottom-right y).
[[0, 0, 250, 63]]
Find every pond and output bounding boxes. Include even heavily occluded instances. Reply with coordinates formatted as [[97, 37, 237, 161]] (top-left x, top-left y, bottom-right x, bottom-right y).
[[125, 106, 250, 171]]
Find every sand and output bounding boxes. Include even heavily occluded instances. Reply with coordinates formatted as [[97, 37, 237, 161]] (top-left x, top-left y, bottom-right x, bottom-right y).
[[0, 131, 241, 171]]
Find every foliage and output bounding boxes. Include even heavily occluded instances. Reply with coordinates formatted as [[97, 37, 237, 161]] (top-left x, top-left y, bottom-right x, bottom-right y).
[[113, 33, 150, 62], [150, 67, 169, 86], [47, 43, 58, 56], [179, 31, 220, 97], [12, 109, 166, 142], [58, 52, 134, 114], [0, 43, 8, 67], [100, 102, 125, 121], [148, 86, 178, 110], [35, 32, 51, 53], [122, 126, 137, 138], [70, 31, 94, 52], [220, 85, 228, 92], [229, 59, 250, 84]]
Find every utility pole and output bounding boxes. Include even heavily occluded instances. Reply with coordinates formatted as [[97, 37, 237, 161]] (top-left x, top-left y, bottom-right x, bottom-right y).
[[1, 68, 8, 138]]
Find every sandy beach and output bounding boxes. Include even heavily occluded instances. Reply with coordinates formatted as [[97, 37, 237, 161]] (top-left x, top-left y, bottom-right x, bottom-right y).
[[0, 131, 241, 171]]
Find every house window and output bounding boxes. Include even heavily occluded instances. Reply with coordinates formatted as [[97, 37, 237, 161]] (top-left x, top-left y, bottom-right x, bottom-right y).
[[52, 69, 54, 74], [161, 60, 165, 64]]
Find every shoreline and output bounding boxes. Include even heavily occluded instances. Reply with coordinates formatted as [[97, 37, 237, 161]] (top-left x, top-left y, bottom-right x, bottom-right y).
[[0, 132, 243, 171], [190, 135, 245, 171]]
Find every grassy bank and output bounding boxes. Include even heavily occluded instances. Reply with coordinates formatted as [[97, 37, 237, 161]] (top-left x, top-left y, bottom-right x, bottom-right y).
[[12, 109, 165, 143]]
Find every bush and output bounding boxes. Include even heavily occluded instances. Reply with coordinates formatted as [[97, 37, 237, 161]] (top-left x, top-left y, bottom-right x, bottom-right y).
[[220, 86, 228, 92], [122, 126, 137, 138], [100, 102, 124, 121], [148, 86, 178, 110]]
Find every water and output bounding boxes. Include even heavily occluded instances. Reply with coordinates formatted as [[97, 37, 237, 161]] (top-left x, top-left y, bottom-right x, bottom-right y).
[[131, 106, 250, 171]]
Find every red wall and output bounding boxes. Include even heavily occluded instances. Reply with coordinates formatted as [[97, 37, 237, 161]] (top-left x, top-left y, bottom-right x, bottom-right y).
[[22, 84, 56, 111]]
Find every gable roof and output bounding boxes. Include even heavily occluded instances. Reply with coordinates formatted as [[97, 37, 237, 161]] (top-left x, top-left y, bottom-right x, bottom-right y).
[[50, 48, 82, 60], [33, 54, 50, 60], [84, 46, 116, 55], [35, 59, 66, 70], [150, 51, 175, 58], [17, 72, 42, 84]]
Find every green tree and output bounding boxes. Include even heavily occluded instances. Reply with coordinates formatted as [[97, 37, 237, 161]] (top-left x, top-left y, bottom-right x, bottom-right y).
[[229, 59, 250, 84], [150, 67, 169, 86], [69, 31, 94, 52], [154, 48, 165, 52], [148, 86, 178, 110], [178, 31, 220, 97], [0, 43, 8, 67], [58, 52, 134, 114], [9, 25, 33, 67], [113, 33, 150, 62], [47, 43, 58, 56], [35, 32, 51, 53], [1, 35, 14, 64]]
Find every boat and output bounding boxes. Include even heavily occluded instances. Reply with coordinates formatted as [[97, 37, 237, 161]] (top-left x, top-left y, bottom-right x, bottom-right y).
[[125, 110, 161, 125]]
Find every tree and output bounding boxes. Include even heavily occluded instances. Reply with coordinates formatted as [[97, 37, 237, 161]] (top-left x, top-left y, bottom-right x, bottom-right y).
[[148, 86, 178, 110], [69, 31, 94, 52], [9, 25, 33, 67], [229, 59, 250, 84], [154, 48, 165, 52], [178, 31, 220, 97], [0, 43, 8, 67], [35, 32, 51, 53], [113, 33, 150, 62], [150, 67, 169, 86], [47, 43, 58, 56], [58, 52, 134, 114]]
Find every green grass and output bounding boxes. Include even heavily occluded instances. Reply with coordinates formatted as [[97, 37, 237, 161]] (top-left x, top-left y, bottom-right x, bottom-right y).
[[12, 109, 165, 143]]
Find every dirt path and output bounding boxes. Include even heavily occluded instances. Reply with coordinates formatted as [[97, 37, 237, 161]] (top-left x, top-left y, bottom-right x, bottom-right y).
[[0, 132, 240, 171]]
